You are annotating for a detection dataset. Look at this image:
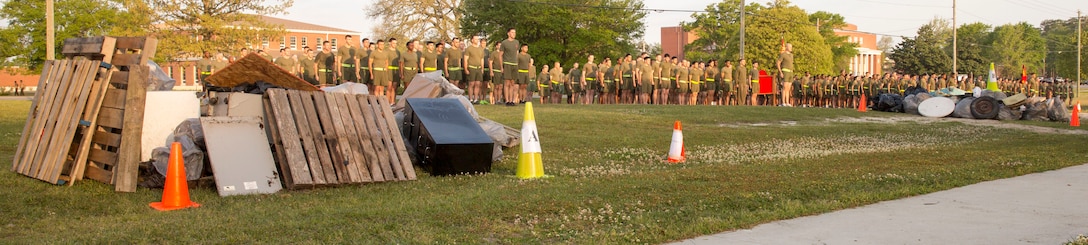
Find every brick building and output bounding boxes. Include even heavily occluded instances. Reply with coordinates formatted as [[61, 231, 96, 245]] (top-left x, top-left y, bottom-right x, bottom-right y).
[[660, 26, 696, 60], [162, 16, 362, 88]]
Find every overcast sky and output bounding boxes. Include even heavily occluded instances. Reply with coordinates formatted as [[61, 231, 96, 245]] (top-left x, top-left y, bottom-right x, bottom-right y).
[[274, 0, 1087, 44]]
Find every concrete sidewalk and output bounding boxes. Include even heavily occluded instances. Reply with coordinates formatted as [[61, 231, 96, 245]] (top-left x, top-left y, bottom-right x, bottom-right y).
[[671, 164, 1088, 245]]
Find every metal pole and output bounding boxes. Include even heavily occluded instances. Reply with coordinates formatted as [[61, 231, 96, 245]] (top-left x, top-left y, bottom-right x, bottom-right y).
[[1078, 10, 1081, 100], [952, 0, 957, 78], [46, 0, 54, 60], [739, 0, 745, 60]]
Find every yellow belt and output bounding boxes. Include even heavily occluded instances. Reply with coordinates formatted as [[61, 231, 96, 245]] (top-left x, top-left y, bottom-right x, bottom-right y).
[[782, 69, 792, 72], [622, 75, 632, 77], [518, 69, 529, 73], [388, 66, 400, 70], [503, 62, 517, 66], [468, 65, 481, 69], [319, 69, 332, 72], [679, 80, 688, 83], [373, 67, 386, 71], [360, 67, 370, 70], [706, 79, 715, 82], [424, 67, 437, 71], [448, 67, 462, 71], [404, 67, 417, 70], [200, 72, 212, 75], [586, 78, 596, 81], [341, 64, 355, 68], [751, 80, 759, 83]]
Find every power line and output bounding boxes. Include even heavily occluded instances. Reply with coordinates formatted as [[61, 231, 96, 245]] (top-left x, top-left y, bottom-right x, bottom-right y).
[[851, 0, 947, 8]]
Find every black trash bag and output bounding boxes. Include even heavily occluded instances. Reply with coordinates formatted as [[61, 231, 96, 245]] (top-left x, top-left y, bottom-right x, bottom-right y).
[[151, 135, 206, 181], [953, 97, 975, 119], [173, 118, 206, 150], [875, 94, 904, 112], [979, 90, 1008, 101], [997, 105, 1023, 121], [1022, 100, 1050, 121], [905, 86, 929, 96], [1046, 98, 1070, 122]]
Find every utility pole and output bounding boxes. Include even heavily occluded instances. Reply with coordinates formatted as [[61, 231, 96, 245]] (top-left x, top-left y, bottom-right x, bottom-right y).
[[952, 0, 957, 79], [739, 0, 745, 60], [46, 0, 55, 60], [1078, 10, 1082, 100]]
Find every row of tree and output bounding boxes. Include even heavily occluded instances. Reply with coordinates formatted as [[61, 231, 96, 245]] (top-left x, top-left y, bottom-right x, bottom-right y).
[[889, 17, 1085, 80]]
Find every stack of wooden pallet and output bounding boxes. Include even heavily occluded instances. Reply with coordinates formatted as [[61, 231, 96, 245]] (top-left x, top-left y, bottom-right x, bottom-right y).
[[264, 89, 416, 189], [11, 36, 157, 192]]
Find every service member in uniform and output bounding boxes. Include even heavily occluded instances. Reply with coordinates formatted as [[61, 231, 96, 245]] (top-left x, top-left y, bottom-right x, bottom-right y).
[[499, 28, 521, 106], [583, 55, 599, 105], [490, 42, 504, 104], [359, 38, 372, 86], [637, 57, 654, 104], [657, 55, 673, 105], [736, 59, 749, 106], [705, 60, 719, 105], [337, 35, 359, 84], [299, 47, 317, 85], [675, 60, 690, 105], [465, 37, 485, 103], [197, 51, 215, 84], [274, 48, 297, 75], [315, 41, 336, 86], [400, 40, 422, 89], [422, 41, 439, 73], [517, 44, 532, 104], [445, 38, 465, 90], [750, 61, 761, 106], [537, 64, 551, 104], [369, 40, 393, 99], [388, 38, 402, 102], [690, 61, 704, 105], [776, 43, 795, 106], [550, 62, 565, 104], [568, 62, 582, 104], [720, 60, 734, 105]]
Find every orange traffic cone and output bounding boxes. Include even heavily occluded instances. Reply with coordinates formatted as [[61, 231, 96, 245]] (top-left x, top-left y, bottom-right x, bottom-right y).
[[1071, 102, 1080, 127], [667, 121, 685, 163], [150, 142, 200, 211], [858, 95, 867, 112]]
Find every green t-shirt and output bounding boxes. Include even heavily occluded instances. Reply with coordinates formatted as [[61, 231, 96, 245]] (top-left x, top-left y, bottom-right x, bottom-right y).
[[446, 47, 463, 67], [500, 39, 520, 65], [422, 50, 438, 69], [465, 46, 484, 67], [338, 45, 357, 64]]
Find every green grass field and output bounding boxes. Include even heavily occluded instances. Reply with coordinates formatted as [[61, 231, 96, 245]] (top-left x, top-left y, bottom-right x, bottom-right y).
[[1, 100, 1085, 244]]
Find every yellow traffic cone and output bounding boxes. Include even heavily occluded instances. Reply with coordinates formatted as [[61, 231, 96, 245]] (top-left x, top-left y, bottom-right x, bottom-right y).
[[986, 63, 1001, 92], [516, 102, 545, 179]]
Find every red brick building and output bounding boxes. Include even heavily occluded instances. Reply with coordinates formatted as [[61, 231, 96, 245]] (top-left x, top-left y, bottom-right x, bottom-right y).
[[162, 16, 363, 88], [660, 26, 696, 60]]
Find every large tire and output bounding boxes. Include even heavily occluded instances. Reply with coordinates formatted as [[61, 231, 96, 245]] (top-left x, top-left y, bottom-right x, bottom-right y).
[[971, 96, 999, 119]]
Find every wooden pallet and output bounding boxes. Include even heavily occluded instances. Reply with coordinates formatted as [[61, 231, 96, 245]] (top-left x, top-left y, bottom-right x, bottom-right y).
[[11, 60, 104, 184], [11, 36, 156, 192], [264, 89, 415, 189]]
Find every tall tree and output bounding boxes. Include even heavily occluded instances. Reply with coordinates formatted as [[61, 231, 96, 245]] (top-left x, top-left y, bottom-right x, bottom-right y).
[[365, 0, 463, 41], [144, 0, 292, 61], [876, 36, 895, 72], [952, 22, 991, 76], [460, 0, 646, 66], [808, 11, 858, 73], [891, 18, 952, 75], [1041, 17, 1086, 79], [0, 0, 138, 70], [685, 0, 833, 74], [987, 22, 1046, 78]]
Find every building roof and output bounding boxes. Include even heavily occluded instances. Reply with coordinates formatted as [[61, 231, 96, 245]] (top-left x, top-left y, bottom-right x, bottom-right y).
[[257, 16, 360, 35]]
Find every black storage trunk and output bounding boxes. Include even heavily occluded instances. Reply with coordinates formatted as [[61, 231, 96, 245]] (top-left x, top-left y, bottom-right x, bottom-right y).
[[402, 98, 494, 175]]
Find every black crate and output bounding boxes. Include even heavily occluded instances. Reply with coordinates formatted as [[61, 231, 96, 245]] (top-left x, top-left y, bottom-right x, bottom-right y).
[[402, 98, 494, 175]]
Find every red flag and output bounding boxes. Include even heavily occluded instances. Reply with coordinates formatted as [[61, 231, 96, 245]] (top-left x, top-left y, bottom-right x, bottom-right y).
[[1021, 65, 1027, 84]]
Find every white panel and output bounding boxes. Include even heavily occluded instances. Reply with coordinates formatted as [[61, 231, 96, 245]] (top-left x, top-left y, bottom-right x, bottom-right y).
[[141, 91, 201, 161], [201, 116, 282, 196]]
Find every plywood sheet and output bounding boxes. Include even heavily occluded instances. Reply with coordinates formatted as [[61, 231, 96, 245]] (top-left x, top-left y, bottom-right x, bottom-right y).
[[201, 116, 283, 196]]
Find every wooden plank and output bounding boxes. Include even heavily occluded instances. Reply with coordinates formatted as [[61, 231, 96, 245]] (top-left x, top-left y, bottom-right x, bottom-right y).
[[87, 148, 118, 165], [61, 37, 105, 55], [346, 95, 384, 182], [90, 131, 122, 147], [113, 37, 147, 50], [111, 53, 140, 67], [365, 96, 398, 181], [12, 61, 54, 172], [378, 97, 417, 180], [321, 93, 362, 183], [115, 37, 157, 65], [311, 93, 352, 182], [35, 60, 94, 182], [97, 107, 125, 129], [109, 71, 129, 85], [114, 65, 148, 192], [18, 60, 69, 176], [266, 89, 313, 186], [332, 93, 372, 183], [69, 66, 116, 184], [26, 60, 81, 180], [295, 92, 338, 184], [262, 95, 295, 189], [83, 156, 114, 184], [44, 60, 100, 183], [101, 87, 126, 109], [311, 93, 351, 183], [355, 96, 392, 182], [285, 90, 328, 185]]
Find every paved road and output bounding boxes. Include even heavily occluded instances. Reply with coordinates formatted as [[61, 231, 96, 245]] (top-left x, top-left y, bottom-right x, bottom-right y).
[[0, 96, 31, 101], [670, 164, 1088, 245]]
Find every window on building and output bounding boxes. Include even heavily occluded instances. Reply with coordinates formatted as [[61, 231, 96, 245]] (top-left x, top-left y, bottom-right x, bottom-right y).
[[290, 36, 297, 50], [331, 38, 338, 51], [180, 66, 186, 82], [301, 37, 308, 49], [280, 36, 286, 49], [317, 38, 323, 48], [262, 37, 269, 49]]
